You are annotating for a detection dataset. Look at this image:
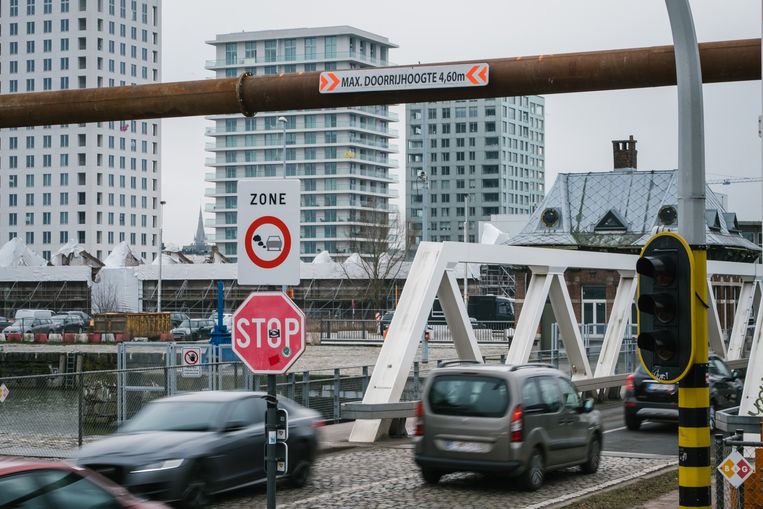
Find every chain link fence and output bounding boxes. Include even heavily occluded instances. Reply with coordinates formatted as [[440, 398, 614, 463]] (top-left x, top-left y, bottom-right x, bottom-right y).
[[715, 430, 763, 509]]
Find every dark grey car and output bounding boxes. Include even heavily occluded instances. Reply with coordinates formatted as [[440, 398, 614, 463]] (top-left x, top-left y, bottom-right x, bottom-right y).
[[414, 362, 602, 490], [74, 391, 321, 508]]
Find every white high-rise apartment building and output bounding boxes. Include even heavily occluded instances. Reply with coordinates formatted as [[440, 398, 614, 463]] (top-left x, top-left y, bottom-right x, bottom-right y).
[[205, 26, 398, 261], [0, 0, 162, 262]]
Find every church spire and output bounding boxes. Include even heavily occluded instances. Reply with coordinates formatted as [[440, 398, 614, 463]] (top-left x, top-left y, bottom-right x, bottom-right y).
[[194, 209, 206, 246]]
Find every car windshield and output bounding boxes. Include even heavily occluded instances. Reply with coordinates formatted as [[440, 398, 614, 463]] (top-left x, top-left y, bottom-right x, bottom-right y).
[[121, 401, 226, 432], [428, 375, 509, 417], [178, 320, 190, 328], [709, 358, 732, 378]]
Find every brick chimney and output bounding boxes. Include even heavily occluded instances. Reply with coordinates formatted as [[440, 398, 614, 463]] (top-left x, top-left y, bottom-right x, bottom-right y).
[[612, 135, 637, 170]]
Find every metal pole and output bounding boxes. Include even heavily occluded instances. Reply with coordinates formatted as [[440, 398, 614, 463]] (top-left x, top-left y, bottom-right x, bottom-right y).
[[157, 200, 166, 312], [666, 3, 710, 508], [78, 370, 83, 447], [421, 102, 430, 243], [266, 375, 277, 509], [0, 40, 758, 128], [278, 117, 288, 295], [463, 195, 469, 301]]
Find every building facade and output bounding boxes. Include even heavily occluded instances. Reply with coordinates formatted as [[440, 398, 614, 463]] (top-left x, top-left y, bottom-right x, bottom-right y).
[[406, 96, 545, 244], [205, 26, 398, 262], [0, 0, 162, 262]]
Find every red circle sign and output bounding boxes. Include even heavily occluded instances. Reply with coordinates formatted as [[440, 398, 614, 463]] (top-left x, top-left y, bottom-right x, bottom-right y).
[[244, 216, 292, 269], [232, 292, 305, 374]]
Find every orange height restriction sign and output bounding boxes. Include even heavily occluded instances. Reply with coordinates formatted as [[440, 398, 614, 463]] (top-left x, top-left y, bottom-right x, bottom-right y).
[[320, 64, 489, 94]]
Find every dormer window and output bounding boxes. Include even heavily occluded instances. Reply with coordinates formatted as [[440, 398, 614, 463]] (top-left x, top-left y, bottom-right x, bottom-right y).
[[705, 210, 721, 231], [540, 208, 560, 228], [594, 209, 627, 232], [658, 205, 677, 226]]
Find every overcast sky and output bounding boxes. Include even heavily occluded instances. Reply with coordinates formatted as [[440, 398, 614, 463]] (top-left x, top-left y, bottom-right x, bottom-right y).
[[159, 0, 761, 245]]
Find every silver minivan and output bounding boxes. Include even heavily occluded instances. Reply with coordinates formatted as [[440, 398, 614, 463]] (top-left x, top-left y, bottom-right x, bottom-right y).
[[414, 362, 602, 490]]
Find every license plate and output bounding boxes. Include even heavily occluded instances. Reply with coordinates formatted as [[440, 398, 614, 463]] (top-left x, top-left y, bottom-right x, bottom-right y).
[[647, 383, 675, 393], [445, 440, 489, 453]]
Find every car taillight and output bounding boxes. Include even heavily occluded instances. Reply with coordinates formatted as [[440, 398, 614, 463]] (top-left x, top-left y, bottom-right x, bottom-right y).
[[625, 374, 635, 393], [311, 419, 325, 429], [510, 405, 523, 442], [415, 400, 424, 436]]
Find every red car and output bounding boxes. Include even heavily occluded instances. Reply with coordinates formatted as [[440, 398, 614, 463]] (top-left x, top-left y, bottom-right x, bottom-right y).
[[0, 457, 169, 508]]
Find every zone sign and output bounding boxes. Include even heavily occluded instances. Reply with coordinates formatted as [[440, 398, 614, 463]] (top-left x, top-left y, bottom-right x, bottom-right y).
[[237, 178, 300, 286], [232, 292, 306, 374]]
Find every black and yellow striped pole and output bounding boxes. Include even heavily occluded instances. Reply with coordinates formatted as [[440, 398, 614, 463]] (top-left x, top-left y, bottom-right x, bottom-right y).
[[678, 245, 710, 509]]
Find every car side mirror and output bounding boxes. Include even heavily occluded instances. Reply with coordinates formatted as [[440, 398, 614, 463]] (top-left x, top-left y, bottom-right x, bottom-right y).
[[731, 369, 739, 380], [579, 398, 594, 413]]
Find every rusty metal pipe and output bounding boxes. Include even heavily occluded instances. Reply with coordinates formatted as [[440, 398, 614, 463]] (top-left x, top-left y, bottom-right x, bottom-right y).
[[0, 39, 758, 128]]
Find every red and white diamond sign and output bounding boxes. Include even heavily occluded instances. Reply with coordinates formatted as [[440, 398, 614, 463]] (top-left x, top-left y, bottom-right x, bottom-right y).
[[718, 450, 754, 488]]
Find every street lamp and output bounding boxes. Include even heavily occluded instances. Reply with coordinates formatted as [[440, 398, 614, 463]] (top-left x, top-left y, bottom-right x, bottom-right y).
[[157, 200, 166, 312], [278, 116, 287, 178], [417, 170, 429, 242], [463, 194, 470, 302]]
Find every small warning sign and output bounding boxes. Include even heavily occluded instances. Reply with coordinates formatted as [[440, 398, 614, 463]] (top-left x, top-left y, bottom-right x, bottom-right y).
[[181, 347, 202, 378], [0, 383, 8, 403], [718, 449, 754, 488]]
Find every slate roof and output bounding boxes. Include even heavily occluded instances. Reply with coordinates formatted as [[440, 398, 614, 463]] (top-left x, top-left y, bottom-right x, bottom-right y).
[[508, 169, 760, 260]]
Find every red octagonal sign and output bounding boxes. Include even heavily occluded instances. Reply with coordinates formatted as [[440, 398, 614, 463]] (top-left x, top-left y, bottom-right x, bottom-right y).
[[232, 292, 305, 374]]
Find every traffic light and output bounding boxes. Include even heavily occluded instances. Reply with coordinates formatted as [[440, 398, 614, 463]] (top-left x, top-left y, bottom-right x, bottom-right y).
[[636, 232, 695, 383]]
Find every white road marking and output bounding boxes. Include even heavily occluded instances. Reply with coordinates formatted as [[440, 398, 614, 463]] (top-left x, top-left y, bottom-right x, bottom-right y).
[[604, 425, 626, 434]]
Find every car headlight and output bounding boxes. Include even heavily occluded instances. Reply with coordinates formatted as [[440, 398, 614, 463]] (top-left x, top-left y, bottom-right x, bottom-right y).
[[130, 459, 184, 473]]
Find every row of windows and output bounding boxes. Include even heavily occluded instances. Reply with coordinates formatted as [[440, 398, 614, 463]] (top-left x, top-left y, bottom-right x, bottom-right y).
[[3, 133, 156, 152], [8, 0, 157, 25], [3, 153, 157, 172], [8, 230, 155, 250], [8, 209, 153, 227], [216, 113, 391, 132], [222, 35, 387, 65], [411, 136, 542, 153]]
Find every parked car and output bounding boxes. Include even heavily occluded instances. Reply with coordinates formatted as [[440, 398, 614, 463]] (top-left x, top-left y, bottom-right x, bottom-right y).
[[2, 318, 55, 334], [414, 362, 601, 490], [171, 319, 215, 340], [75, 391, 322, 508], [64, 310, 92, 328], [51, 314, 87, 333], [170, 312, 190, 329], [0, 457, 169, 508], [624, 354, 743, 430]]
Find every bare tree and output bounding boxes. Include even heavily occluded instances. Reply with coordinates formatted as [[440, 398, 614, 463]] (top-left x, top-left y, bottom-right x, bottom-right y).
[[341, 211, 409, 314], [91, 280, 122, 313]]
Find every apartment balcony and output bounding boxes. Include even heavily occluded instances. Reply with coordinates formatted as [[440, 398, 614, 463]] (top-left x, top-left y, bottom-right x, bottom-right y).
[[205, 122, 398, 137]]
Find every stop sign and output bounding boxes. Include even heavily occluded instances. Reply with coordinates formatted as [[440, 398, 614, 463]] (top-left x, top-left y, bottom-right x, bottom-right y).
[[232, 292, 305, 374]]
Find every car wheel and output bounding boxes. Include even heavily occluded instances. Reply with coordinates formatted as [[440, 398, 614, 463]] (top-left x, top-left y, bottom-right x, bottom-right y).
[[181, 462, 212, 509], [288, 459, 312, 488], [521, 448, 544, 491], [581, 435, 601, 474], [625, 412, 642, 431], [420, 468, 443, 485]]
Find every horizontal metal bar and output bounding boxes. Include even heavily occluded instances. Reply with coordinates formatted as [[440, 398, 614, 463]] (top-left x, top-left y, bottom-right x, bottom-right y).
[[0, 39, 758, 128], [341, 401, 418, 419]]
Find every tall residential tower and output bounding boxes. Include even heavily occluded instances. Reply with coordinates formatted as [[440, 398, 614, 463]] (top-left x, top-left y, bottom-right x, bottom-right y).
[[205, 26, 398, 262], [406, 97, 545, 244], [0, 0, 162, 262]]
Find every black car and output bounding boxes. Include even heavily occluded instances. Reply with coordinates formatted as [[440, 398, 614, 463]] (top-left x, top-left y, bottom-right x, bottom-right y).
[[75, 391, 321, 508], [51, 314, 86, 333], [624, 354, 743, 430]]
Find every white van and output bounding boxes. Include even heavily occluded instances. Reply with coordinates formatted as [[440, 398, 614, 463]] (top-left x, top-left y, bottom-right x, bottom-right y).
[[14, 309, 53, 320]]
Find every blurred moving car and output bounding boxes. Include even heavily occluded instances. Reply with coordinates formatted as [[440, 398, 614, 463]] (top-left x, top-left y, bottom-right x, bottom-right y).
[[171, 319, 215, 340], [75, 391, 322, 508], [0, 457, 168, 508], [2, 318, 56, 334], [51, 314, 87, 333], [414, 362, 602, 490], [624, 354, 743, 430]]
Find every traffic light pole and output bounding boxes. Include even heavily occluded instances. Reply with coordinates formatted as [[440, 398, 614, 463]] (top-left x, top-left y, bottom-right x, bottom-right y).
[[666, 2, 710, 507]]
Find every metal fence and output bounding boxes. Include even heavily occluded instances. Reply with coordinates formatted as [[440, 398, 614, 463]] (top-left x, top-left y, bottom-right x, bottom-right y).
[[319, 319, 515, 345], [0, 357, 435, 458], [715, 430, 763, 509]]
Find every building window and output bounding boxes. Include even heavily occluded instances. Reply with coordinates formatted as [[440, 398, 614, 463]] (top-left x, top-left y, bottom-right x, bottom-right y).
[[582, 286, 607, 333]]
